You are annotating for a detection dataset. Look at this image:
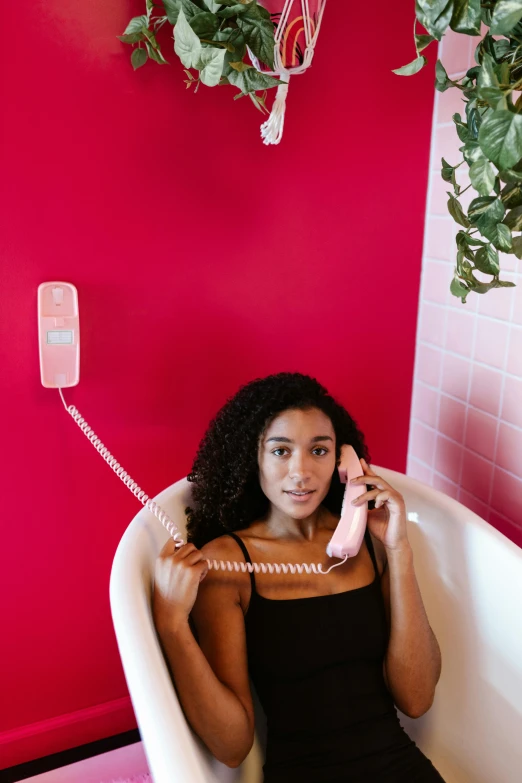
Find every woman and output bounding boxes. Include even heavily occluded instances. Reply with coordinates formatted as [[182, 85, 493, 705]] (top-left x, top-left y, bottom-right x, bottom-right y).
[[153, 373, 445, 782]]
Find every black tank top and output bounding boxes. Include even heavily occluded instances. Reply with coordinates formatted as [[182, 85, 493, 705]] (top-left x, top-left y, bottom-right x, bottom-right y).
[[228, 529, 445, 783]]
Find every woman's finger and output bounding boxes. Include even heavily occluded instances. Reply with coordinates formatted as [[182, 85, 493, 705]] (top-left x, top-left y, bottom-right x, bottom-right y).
[[352, 488, 393, 506], [159, 539, 178, 558], [360, 458, 378, 477], [174, 543, 198, 559], [351, 474, 390, 491], [185, 549, 206, 567]]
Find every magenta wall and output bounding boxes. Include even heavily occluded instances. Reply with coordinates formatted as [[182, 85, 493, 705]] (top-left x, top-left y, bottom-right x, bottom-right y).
[[0, 0, 435, 767]]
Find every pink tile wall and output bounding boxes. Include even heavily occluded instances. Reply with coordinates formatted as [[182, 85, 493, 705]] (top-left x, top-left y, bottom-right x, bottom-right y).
[[407, 32, 522, 548]]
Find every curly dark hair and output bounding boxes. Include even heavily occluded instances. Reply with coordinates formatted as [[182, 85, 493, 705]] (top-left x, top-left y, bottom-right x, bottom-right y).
[[186, 372, 372, 548]]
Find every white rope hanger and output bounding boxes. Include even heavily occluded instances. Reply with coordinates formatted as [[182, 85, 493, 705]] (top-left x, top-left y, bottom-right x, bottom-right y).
[[250, 0, 328, 145]]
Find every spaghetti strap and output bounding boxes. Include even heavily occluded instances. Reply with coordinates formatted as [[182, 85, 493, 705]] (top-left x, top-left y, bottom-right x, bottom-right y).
[[364, 527, 379, 579], [227, 533, 256, 593]]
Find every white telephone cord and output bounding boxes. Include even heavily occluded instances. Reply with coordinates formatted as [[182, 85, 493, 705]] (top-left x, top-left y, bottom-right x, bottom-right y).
[[59, 390, 346, 576]]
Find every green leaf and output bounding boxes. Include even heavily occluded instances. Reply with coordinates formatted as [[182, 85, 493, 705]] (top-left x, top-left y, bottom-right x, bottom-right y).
[[512, 235, 522, 258], [466, 105, 481, 140], [228, 60, 251, 72], [456, 231, 477, 261], [501, 183, 522, 208], [447, 193, 471, 227], [212, 28, 246, 75], [450, 276, 470, 301], [197, 45, 226, 86], [118, 33, 143, 44], [456, 230, 487, 247], [236, 3, 275, 69], [215, 28, 246, 51], [469, 158, 496, 195], [450, 0, 481, 34], [415, 33, 437, 52], [469, 275, 515, 293], [441, 157, 456, 182], [217, 3, 252, 18], [477, 53, 499, 89], [475, 243, 500, 274], [162, 0, 182, 24], [174, 7, 202, 68], [190, 11, 219, 37], [493, 38, 512, 61], [453, 112, 470, 143], [468, 195, 505, 229], [124, 15, 149, 35], [481, 7, 493, 25], [504, 204, 522, 230], [478, 110, 522, 170], [227, 63, 281, 93], [204, 0, 221, 10], [460, 141, 485, 165], [142, 27, 160, 49], [181, 0, 205, 20], [499, 168, 522, 184], [392, 56, 427, 76], [497, 222, 514, 250], [416, 0, 454, 40], [435, 59, 454, 92], [477, 86, 506, 108], [131, 47, 148, 70], [146, 42, 168, 63], [490, 0, 522, 35], [488, 221, 513, 250]]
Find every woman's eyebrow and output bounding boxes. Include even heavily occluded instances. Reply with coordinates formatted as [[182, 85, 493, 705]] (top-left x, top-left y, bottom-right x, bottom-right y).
[[265, 435, 334, 444]]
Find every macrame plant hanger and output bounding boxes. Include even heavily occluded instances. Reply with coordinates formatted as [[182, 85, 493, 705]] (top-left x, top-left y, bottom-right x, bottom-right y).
[[250, 0, 327, 145]]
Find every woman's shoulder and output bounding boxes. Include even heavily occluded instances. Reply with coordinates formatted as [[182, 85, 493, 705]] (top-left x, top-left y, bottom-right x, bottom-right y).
[[200, 533, 246, 561], [198, 534, 252, 608]]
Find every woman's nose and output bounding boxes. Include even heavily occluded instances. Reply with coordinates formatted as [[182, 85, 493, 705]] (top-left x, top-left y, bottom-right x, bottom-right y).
[[289, 452, 312, 481]]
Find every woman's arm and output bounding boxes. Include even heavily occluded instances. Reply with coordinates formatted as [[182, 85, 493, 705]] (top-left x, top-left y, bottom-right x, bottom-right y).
[[380, 545, 442, 718], [350, 459, 442, 719], [153, 539, 254, 767]]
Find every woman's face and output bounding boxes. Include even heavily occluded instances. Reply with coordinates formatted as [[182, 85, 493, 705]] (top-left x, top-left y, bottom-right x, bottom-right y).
[[258, 407, 337, 520]]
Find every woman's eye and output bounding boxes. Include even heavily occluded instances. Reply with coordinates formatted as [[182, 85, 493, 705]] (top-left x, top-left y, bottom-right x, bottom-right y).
[[273, 448, 288, 457], [312, 447, 328, 456]]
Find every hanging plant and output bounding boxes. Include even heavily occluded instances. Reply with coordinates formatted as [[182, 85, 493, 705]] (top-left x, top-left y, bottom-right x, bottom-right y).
[[119, 0, 283, 114], [393, 0, 522, 302], [120, 0, 327, 144]]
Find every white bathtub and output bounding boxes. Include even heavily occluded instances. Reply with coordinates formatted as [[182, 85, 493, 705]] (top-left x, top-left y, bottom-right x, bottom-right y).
[[110, 467, 522, 783]]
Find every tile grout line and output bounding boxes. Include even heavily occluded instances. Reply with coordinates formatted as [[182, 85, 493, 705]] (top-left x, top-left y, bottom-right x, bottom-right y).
[[414, 379, 522, 432], [417, 338, 521, 380], [410, 416, 522, 484], [411, 455, 520, 514]]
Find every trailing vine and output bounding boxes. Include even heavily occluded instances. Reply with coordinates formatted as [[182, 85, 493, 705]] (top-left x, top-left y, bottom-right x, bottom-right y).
[[394, 0, 522, 301]]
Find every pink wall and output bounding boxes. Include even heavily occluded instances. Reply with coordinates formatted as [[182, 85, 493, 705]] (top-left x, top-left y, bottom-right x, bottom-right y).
[[407, 29, 522, 548], [0, 0, 434, 768]]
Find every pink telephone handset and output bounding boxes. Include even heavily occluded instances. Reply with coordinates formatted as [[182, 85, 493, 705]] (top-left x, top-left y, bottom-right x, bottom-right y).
[[326, 445, 368, 559], [38, 282, 80, 388], [39, 281, 367, 575]]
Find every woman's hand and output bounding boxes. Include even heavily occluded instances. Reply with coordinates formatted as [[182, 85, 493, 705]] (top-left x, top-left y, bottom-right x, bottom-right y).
[[152, 541, 209, 632], [350, 459, 409, 552]]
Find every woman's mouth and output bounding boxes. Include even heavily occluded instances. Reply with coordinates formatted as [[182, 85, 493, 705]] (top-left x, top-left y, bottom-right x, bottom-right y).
[[285, 490, 315, 502]]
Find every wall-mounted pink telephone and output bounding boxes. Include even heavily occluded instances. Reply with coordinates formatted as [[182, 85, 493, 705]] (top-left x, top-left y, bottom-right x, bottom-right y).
[[38, 282, 368, 576]]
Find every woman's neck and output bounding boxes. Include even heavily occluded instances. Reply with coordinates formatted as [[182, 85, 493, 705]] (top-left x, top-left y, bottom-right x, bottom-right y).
[[260, 504, 334, 542]]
